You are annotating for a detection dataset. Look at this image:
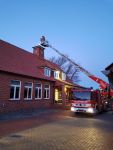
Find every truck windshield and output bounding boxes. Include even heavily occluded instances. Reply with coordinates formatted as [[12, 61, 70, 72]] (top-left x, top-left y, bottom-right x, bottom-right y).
[[72, 91, 91, 100]]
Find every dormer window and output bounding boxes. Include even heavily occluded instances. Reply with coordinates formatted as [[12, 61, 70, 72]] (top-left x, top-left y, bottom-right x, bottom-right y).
[[54, 71, 60, 79], [62, 72, 66, 80], [44, 67, 51, 77]]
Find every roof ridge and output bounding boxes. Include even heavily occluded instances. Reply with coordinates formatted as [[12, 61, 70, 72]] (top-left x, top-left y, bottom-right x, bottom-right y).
[[0, 39, 33, 56]]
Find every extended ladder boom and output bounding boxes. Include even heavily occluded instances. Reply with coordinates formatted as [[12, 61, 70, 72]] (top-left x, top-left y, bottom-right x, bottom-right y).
[[39, 36, 109, 89]]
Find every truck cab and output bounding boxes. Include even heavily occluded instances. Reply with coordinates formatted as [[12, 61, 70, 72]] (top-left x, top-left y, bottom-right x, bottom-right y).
[[70, 89, 108, 115]]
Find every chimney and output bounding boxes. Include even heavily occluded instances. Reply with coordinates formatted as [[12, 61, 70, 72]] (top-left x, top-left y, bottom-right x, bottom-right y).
[[33, 45, 45, 59]]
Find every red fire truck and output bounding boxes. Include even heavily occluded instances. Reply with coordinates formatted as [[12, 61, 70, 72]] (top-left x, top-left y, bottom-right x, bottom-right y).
[[39, 36, 113, 114], [70, 88, 109, 115]]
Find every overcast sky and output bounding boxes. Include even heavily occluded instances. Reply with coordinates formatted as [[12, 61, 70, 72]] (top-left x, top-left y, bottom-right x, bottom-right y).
[[0, 0, 113, 89]]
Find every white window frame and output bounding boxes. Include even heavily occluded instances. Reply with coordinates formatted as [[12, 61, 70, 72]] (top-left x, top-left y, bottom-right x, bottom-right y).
[[35, 83, 42, 100], [24, 82, 33, 100], [54, 71, 60, 79], [10, 80, 21, 100], [44, 67, 51, 77], [44, 84, 50, 99], [62, 72, 66, 80]]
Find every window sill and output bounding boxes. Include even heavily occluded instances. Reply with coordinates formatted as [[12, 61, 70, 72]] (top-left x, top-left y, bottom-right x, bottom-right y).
[[10, 99, 20, 100], [24, 99, 32, 100], [45, 75, 51, 77], [35, 98, 42, 100]]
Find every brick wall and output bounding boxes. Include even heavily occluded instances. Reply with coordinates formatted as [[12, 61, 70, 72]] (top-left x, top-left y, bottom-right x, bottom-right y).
[[0, 71, 55, 114]]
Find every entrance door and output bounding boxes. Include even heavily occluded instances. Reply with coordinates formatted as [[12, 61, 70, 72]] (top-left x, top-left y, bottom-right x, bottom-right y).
[[55, 88, 62, 103]]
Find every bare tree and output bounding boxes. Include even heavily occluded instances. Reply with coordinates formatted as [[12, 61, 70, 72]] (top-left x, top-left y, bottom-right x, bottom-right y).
[[50, 56, 67, 69], [49, 55, 80, 83]]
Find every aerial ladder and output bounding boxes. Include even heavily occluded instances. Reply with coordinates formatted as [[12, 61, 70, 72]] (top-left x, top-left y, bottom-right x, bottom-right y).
[[39, 36, 109, 90], [38, 36, 113, 112]]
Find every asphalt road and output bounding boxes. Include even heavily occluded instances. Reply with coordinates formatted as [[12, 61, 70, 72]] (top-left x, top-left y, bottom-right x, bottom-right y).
[[0, 110, 113, 150]]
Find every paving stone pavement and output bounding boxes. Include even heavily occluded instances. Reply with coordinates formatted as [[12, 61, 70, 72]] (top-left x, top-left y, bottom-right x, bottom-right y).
[[0, 108, 60, 121], [0, 110, 113, 150]]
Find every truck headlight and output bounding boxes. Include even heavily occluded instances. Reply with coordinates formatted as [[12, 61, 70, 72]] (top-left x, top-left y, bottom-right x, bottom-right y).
[[87, 108, 94, 113], [71, 107, 75, 112]]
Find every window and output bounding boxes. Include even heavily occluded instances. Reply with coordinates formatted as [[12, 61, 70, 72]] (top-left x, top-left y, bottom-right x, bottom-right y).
[[44, 84, 50, 99], [54, 71, 60, 79], [44, 67, 51, 77], [35, 83, 42, 99], [10, 80, 21, 100], [62, 72, 66, 80], [24, 82, 33, 100]]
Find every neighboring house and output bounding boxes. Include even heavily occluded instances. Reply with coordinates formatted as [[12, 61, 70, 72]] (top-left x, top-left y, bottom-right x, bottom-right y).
[[103, 63, 113, 89], [0, 39, 84, 114]]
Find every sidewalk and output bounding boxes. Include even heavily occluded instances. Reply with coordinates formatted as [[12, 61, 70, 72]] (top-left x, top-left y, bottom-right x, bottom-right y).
[[0, 108, 62, 122]]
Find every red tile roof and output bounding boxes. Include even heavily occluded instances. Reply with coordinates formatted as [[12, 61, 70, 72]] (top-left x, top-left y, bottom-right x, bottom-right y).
[[0, 40, 75, 86], [0, 40, 56, 81]]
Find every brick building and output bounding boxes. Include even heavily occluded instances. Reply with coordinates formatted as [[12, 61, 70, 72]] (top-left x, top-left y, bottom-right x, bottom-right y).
[[104, 63, 113, 89], [0, 39, 81, 114]]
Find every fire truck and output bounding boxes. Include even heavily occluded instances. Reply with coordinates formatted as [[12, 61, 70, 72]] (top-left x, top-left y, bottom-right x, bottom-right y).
[[70, 88, 110, 114], [39, 36, 113, 115]]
